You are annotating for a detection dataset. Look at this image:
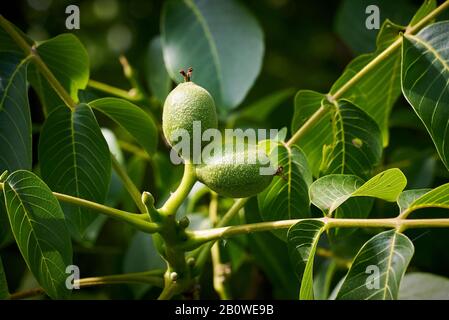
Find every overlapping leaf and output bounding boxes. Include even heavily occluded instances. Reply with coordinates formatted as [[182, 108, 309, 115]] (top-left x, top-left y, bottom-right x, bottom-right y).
[[39, 104, 111, 237], [331, 20, 405, 145], [310, 168, 407, 215], [336, 230, 414, 300], [0, 52, 32, 247], [400, 183, 449, 216], [397, 189, 431, 213], [402, 21, 449, 170], [291, 90, 332, 176], [89, 98, 158, 156], [161, 0, 264, 110], [258, 144, 312, 240], [287, 220, 326, 300], [3, 170, 72, 299], [321, 100, 382, 179]]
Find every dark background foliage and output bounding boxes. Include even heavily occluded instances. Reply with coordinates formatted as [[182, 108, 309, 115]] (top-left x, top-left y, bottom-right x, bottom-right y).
[[1, 0, 448, 299]]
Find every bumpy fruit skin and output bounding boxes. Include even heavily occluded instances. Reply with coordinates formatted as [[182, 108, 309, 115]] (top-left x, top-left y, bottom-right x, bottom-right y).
[[162, 82, 218, 149], [195, 146, 275, 198]]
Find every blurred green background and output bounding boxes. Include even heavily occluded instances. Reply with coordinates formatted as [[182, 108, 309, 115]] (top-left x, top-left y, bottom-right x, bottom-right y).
[[2, 0, 449, 299]]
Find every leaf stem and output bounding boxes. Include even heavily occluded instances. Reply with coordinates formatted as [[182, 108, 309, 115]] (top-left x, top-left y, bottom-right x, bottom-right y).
[[88, 79, 141, 101], [209, 192, 231, 299], [185, 217, 449, 247], [0, 182, 160, 233], [158, 162, 197, 216], [9, 270, 165, 300], [111, 154, 147, 214]]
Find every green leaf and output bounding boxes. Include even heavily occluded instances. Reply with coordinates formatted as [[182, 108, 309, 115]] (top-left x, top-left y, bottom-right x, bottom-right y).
[[89, 98, 158, 156], [399, 272, 449, 300], [36, 34, 89, 104], [258, 144, 312, 240], [291, 90, 332, 176], [331, 20, 404, 146], [0, 257, 9, 299], [409, 0, 437, 27], [402, 182, 449, 215], [161, 0, 264, 110], [287, 220, 326, 300], [336, 230, 414, 300], [146, 36, 171, 104], [401, 21, 449, 170], [3, 170, 73, 299], [310, 168, 407, 215], [321, 101, 383, 179], [39, 104, 111, 237], [0, 52, 32, 246], [397, 189, 431, 213]]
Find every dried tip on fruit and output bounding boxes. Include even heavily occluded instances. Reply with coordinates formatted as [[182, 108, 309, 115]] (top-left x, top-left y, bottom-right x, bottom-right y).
[[141, 191, 155, 207], [179, 67, 193, 82]]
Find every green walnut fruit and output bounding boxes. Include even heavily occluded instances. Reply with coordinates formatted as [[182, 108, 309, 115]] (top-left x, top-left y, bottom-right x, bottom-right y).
[[195, 146, 275, 198], [162, 81, 218, 153]]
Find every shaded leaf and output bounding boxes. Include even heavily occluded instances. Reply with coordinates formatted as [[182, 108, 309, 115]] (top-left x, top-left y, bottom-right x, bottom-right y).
[[161, 0, 264, 110], [291, 90, 332, 176], [335, 0, 415, 54], [258, 144, 312, 240], [89, 97, 158, 155], [402, 21, 449, 170], [0, 257, 9, 299], [288, 220, 326, 300], [3, 170, 72, 299], [332, 20, 405, 145], [321, 101, 383, 179], [399, 272, 449, 300], [146, 36, 171, 103], [245, 198, 298, 299], [236, 88, 296, 123], [39, 104, 111, 237], [0, 52, 32, 246], [336, 230, 414, 300]]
